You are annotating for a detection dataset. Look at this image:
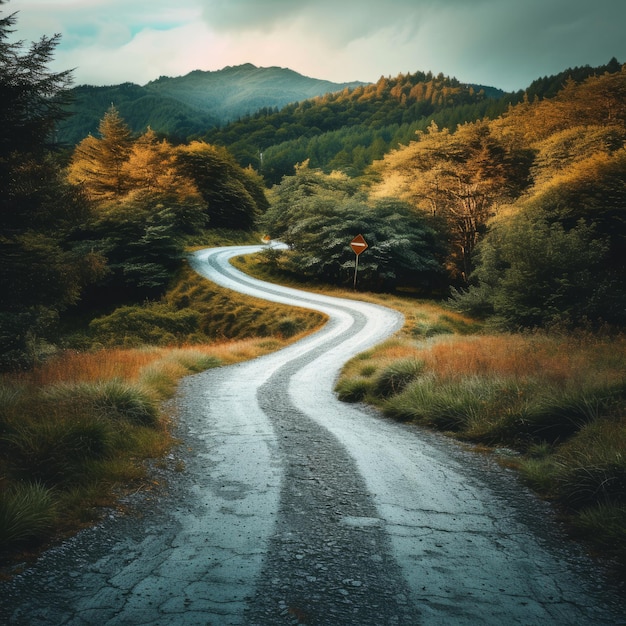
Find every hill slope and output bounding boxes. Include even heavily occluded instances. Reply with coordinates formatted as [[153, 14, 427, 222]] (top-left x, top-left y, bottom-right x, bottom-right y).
[[202, 70, 508, 182], [57, 64, 364, 145]]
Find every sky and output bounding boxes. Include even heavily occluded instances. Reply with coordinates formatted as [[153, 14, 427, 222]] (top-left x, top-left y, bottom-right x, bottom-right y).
[[9, 0, 626, 92]]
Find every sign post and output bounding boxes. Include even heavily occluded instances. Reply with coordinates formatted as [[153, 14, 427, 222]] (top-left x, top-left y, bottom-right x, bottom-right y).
[[350, 234, 368, 289]]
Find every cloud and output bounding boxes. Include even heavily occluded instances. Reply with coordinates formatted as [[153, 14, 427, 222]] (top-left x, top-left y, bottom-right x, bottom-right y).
[[199, 0, 439, 43], [10, 0, 626, 91]]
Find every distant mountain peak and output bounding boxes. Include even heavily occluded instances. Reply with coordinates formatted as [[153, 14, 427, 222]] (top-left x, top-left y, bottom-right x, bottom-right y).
[[59, 65, 366, 145]]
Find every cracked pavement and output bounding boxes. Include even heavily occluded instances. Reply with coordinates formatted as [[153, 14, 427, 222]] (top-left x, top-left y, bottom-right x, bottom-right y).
[[1, 245, 625, 625]]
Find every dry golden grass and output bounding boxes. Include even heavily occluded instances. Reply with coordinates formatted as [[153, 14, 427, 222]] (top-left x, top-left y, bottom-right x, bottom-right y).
[[8, 337, 303, 389], [412, 332, 626, 388], [348, 332, 626, 390]]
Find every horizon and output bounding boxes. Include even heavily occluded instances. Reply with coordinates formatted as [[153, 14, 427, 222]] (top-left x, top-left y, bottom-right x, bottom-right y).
[[69, 59, 622, 96]]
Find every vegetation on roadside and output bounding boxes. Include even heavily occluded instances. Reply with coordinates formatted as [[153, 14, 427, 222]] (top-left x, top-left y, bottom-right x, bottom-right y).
[[84, 262, 324, 349], [0, 331, 322, 561], [0, 249, 325, 561], [335, 328, 626, 575], [235, 251, 626, 576], [0, 345, 212, 556]]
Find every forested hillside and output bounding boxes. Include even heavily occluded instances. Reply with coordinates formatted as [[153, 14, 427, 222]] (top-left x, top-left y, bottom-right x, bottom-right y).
[[259, 62, 626, 329], [201, 59, 623, 185], [0, 5, 271, 370], [204, 71, 509, 183], [3, 0, 624, 369], [56, 64, 364, 146], [3, 2, 626, 575]]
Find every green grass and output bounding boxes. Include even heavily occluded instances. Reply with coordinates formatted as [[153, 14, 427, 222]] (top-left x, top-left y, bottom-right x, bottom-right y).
[[335, 378, 374, 403], [0, 353, 219, 556], [0, 248, 329, 563], [372, 358, 426, 398], [0, 482, 57, 546]]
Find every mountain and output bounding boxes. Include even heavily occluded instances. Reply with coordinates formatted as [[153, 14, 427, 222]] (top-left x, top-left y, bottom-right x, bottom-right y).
[[57, 64, 365, 146], [146, 64, 365, 120]]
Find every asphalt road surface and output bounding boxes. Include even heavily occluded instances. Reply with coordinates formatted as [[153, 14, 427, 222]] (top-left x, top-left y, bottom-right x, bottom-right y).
[[1, 245, 625, 625]]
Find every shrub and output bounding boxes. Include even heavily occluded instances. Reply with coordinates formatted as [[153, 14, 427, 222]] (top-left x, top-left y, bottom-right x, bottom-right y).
[[3, 417, 115, 486], [373, 359, 425, 398], [89, 304, 200, 347], [0, 482, 56, 547], [334, 378, 373, 403], [383, 375, 511, 431], [518, 458, 560, 493], [495, 382, 626, 446], [571, 504, 626, 562], [276, 316, 300, 338], [92, 381, 159, 427], [44, 380, 159, 427], [553, 418, 626, 510]]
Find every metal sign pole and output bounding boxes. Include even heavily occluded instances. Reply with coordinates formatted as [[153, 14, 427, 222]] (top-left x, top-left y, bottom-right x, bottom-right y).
[[353, 252, 359, 290]]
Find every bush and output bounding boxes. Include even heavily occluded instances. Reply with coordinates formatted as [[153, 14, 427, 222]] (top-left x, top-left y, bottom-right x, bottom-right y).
[[335, 378, 373, 403], [572, 504, 626, 567], [44, 380, 159, 427], [516, 388, 620, 444], [553, 418, 626, 510], [3, 417, 114, 486], [0, 482, 56, 547], [373, 359, 425, 398], [383, 375, 509, 431], [276, 316, 301, 338]]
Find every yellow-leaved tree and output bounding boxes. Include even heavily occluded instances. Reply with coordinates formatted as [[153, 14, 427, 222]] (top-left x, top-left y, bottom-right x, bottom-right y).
[[371, 120, 532, 281], [68, 105, 133, 200]]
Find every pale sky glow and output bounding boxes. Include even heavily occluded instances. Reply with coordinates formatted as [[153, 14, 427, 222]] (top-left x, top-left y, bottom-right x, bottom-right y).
[[9, 0, 626, 91]]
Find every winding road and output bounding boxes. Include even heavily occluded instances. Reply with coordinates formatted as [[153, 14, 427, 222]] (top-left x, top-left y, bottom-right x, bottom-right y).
[[2, 245, 625, 625]]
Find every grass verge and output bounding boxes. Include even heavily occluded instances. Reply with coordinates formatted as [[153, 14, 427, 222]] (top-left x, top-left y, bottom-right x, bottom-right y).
[[0, 342, 280, 565], [336, 330, 626, 578]]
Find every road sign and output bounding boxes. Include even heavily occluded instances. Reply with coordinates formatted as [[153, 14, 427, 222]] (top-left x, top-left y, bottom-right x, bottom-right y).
[[350, 234, 368, 289], [350, 234, 368, 256]]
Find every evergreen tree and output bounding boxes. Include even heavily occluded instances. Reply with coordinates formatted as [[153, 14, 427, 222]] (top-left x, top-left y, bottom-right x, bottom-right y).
[[68, 104, 133, 199], [0, 1, 103, 368], [176, 141, 267, 230]]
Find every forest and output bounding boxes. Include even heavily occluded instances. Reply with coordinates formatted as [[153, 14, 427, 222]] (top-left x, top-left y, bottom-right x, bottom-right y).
[[1, 0, 626, 575]]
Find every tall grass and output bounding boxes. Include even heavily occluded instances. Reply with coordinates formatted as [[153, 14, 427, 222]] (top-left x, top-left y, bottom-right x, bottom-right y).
[[0, 483, 57, 546], [374, 333, 626, 443], [0, 341, 268, 557], [337, 329, 626, 574]]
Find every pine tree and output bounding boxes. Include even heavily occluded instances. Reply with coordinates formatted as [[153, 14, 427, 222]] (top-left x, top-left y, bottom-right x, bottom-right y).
[[0, 1, 103, 368], [68, 104, 133, 199]]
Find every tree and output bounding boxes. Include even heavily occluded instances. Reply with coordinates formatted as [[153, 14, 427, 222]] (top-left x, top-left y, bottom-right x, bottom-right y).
[[529, 125, 626, 188], [453, 147, 626, 329], [0, 2, 72, 165], [462, 215, 618, 329], [67, 104, 133, 199], [84, 197, 184, 302], [176, 141, 267, 230], [0, 2, 104, 368], [262, 162, 359, 241], [371, 120, 532, 282], [262, 166, 445, 291], [69, 126, 209, 306]]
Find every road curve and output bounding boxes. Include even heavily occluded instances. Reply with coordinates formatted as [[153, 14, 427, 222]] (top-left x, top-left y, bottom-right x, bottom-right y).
[[1, 245, 624, 625]]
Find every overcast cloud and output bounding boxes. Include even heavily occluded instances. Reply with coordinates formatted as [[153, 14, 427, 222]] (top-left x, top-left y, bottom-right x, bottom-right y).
[[10, 0, 626, 91]]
